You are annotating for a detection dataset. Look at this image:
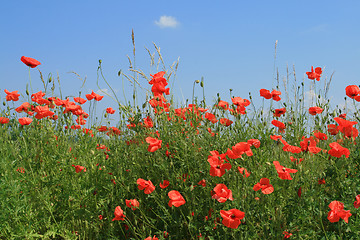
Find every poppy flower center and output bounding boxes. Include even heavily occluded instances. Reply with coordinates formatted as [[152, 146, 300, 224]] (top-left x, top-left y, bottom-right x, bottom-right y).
[[230, 214, 236, 219]]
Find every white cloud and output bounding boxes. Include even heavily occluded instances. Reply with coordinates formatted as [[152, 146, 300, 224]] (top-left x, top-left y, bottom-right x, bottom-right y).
[[155, 16, 179, 28], [96, 88, 110, 95]]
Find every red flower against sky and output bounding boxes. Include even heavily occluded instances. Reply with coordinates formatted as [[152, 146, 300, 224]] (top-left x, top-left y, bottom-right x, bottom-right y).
[[4, 89, 20, 101], [106, 107, 115, 114], [345, 85, 360, 99], [272, 120, 286, 133], [149, 71, 170, 97], [207, 153, 232, 177], [274, 108, 286, 117], [112, 206, 125, 221], [327, 201, 352, 223], [145, 137, 162, 152], [211, 184, 233, 203], [72, 165, 86, 173], [273, 161, 297, 180], [168, 190, 186, 207], [73, 97, 87, 104], [328, 142, 350, 158], [21, 56, 41, 68], [15, 102, 31, 113], [253, 178, 274, 194], [309, 106, 323, 115], [231, 97, 250, 107], [159, 180, 170, 189], [0, 117, 9, 124], [220, 209, 245, 229], [259, 89, 281, 101], [306, 66, 322, 81], [85, 91, 104, 101], [354, 195, 360, 208], [18, 117, 33, 126], [125, 199, 139, 210], [137, 178, 155, 194], [218, 100, 229, 110]]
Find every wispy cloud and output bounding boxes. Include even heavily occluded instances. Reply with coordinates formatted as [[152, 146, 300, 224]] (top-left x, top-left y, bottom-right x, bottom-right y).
[[155, 16, 179, 28], [300, 24, 328, 35]]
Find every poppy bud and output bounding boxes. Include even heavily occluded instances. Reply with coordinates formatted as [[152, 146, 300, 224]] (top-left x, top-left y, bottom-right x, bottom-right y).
[[26, 89, 29, 96], [200, 80, 204, 88], [195, 80, 200, 83], [99, 59, 102, 64], [2, 101, 5, 106], [48, 77, 52, 83], [104, 113, 108, 118], [118, 70, 121, 76]]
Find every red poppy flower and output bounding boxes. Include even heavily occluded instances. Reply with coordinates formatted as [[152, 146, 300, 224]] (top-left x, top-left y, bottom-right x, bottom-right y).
[[260, 89, 272, 99], [159, 180, 170, 189], [18, 117, 33, 126], [145, 137, 162, 152], [72, 165, 86, 173], [205, 112, 218, 123], [0, 117, 9, 124], [253, 178, 274, 194], [144, 236, 159, 240], [345, 85, 360, 99], [231, 97, 250, 107], [274, 108, 286, 117], [273, 161, 297, 180], [106, 107, 115, 114], [354, 195, 360, 209], [207, 155, 232, 177], [198, 179, 206, 187], [218, 100, 229, 110], [73, 97, 87, 104], [313, 130, 328, 140], [271, 90, 281, 101], [334, 117, 358, 139], [4, 89, 20, 101], [219, 118, 233, 126], [16, 167, 25, 173], [168, 190, 186, 207], [211, 184, 233, 203], [137, 178, 155, 194], [238, 167, 250, 177], [15, 102, 31, 113], [327, 124, 339, 135], [144, 116, 154, 128], [328, 142, 350, 158], [309, 106, 323, 115], [21, 56, 41, 68], [112, 206, 125, 221], [125, 199, 139, 210], [306, 66, 322, 81], [283, 231, 293, 239], [226, 142, 253, 159], [247, 139, 261, 148], [85, 91, 104, 101], [220, 209, 245, 229], [272, 120, 286, 133], [318, 179, 326, 184], [327, 201, 352, 223]]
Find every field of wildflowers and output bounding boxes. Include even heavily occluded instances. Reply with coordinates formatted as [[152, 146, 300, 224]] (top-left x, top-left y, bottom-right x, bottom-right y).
[[1, 46, 360, 239]]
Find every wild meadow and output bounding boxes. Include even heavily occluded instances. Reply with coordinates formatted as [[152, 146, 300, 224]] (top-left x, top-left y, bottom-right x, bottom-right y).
[[1, 42, 360, 240]]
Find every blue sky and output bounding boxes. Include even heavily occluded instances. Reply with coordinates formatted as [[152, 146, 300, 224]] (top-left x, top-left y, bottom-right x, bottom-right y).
[[1, 0, 360, 119]]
